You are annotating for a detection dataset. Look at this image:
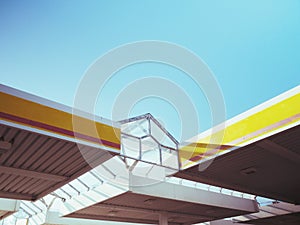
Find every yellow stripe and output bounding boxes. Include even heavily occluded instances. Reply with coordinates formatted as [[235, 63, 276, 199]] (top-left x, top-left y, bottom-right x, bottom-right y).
[[180, 91, 300, 168], [0, 92, 120, 149]]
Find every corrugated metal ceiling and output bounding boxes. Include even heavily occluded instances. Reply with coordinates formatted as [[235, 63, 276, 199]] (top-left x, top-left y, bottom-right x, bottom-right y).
[[0, 124, 115, 201], [176, 125, 300, 204]]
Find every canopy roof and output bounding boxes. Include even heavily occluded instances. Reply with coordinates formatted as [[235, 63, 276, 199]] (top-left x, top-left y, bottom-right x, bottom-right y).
[[0, 84, 120, 200], [177, 85, 300, 204]]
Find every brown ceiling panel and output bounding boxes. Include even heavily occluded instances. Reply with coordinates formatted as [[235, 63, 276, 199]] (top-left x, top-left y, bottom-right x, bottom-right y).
[[0, 124, 116, 201], [176, 125, 300, 204], [67, 192, 257, 225]]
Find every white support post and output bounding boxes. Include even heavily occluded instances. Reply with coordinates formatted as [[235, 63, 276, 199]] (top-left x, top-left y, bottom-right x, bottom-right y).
[[159, 213, 168, 225]]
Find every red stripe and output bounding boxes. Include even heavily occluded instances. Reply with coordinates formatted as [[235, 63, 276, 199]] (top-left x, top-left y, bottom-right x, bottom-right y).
[[188, 148, 221, 162], [0, 112, 120, 149]]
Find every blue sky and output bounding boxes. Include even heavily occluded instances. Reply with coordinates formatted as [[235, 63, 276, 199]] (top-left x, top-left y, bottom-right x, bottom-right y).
[[1, 0, 300, 141]]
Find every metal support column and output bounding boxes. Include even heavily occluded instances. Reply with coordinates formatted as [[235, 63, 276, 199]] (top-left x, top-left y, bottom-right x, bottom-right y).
[[159, 213, 168, 225]]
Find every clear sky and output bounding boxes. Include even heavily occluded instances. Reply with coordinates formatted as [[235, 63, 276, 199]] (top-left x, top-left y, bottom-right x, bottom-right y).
[[1, 0, 300, 141]]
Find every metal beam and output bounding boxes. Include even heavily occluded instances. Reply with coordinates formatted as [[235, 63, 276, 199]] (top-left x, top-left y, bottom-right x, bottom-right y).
[[0, 198, 20, 220], [0, 166, 68, 182], [0, 198, 20, 211], [130, 175, 259, 213], [36, 151, 114, 200], [60, 181, 127, 217], [256, 139, 300, 164], [232, 202, 300, 224]]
